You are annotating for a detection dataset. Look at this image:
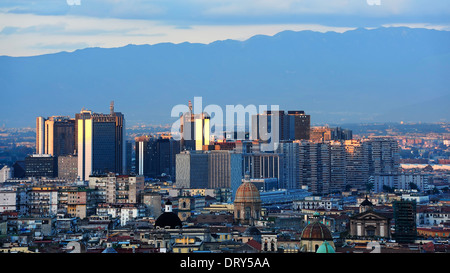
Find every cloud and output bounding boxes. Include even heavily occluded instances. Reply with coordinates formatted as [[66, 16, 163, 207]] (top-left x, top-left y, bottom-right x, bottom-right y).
[[31, 41, 90, 50], [2, 1, 450, 22], [1, 0, 450, 56], [1, 24, 66, 35]]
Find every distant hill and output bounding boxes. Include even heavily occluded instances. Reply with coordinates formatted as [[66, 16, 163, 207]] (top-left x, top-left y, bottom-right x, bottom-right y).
[[0, 27, 449, 128]]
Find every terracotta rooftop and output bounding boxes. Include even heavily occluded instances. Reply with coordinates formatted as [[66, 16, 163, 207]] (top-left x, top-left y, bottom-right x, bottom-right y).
[[246, 239, 261, 251]]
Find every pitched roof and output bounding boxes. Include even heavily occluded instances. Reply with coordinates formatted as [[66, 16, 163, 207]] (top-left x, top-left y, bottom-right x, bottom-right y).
[[246, 239, 261, 251]]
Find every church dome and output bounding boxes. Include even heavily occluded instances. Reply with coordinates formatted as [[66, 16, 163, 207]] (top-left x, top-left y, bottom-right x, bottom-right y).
[[360, 197, 373, 207], [359, 196, 374, 213], [155, 200, 182, 229], [316, 241, 335, 253], [235, 180, 261, 203], [301, 214, 333, 241]]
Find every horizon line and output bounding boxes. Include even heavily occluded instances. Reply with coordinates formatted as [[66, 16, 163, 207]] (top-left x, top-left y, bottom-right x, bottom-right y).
[[1, 25, 448, 58]]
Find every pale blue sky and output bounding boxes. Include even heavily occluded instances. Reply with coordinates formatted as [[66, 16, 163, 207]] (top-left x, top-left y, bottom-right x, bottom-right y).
[[1, 0, 450, 56]]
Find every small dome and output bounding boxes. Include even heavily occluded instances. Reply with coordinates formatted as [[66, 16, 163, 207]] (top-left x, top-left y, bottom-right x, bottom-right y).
[[155, 201, 181, 229], [301, 217, 333, 241], [155, 212, 182, 229], [360, 197, 373, 207], [235, 181, 261, 203], [316, 241, 335, 253]]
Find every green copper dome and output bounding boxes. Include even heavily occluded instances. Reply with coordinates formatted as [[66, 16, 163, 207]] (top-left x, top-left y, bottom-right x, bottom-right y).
[[316, 241, 335, 253]]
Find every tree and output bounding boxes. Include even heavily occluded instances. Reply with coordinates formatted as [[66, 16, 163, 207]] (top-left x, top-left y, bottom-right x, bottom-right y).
[[409, 182, 419, 191], [382, 185, 395, 193], [366, 182, 374, 193]]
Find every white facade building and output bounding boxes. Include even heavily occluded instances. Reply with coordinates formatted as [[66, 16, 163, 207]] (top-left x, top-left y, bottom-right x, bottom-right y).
[[0, 166, 13, 183], [0, 190, 16, 212]]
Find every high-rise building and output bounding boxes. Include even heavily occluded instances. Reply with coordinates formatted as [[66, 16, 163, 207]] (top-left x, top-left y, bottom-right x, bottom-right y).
[[75, 102, 126, 181], [344, 140, 370, 191], [176, 151, 209, 189], [276, 141, 300, 190], [36, 116, 75, 156], [312, 142, 331, 195], [0, 165, 13, 183], [25, 154, 58, 178], [280, 140, 346, 195], [287, 111, 310, 141], [329, 141, 346, 193], [252, 110, 310, 143], [36, 116, 45, 155], [208, 150, 242, 191], [135, 135, 180, 179], [88, 173, 144, 204], [175, 150, 242, 191], [366, 136, 400, 175], [310, 127, 332, 142], [393, 200, 417, 243], [331, 127, 352, 141], [58, 155, 78, 181], [126, 140, 133, 175], [135, 135, 155, 177], [24, 187, 59, 217], [180, 100, 210, 151], [242, 152, 283, 186]]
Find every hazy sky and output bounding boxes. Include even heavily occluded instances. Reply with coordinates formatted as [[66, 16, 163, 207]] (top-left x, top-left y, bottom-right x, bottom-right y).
[[1, 0, 450, 56]]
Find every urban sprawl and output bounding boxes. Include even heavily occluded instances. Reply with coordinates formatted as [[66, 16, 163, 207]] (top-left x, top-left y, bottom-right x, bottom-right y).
[[0, 101, 449, 254]]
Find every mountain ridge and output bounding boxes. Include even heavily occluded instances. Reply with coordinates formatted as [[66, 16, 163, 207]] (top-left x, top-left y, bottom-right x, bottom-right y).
[[0, 27, 449, 128]]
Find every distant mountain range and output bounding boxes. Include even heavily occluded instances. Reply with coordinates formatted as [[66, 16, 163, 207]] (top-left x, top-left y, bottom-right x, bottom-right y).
[[1, 27, 449, 128]]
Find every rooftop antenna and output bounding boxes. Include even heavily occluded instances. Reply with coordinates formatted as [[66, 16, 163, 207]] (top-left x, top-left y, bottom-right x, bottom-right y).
[[188, 100, 192, 113], [110, 101, 114, 115]]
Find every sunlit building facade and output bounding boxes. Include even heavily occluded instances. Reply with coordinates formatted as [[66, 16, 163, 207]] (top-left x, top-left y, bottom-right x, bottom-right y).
[[76, 102, 126, 181], [180, 100, 210, 151], [35, 116, 75, 157]]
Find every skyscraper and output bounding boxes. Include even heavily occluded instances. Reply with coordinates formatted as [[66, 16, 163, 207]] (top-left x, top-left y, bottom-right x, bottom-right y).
[[242, 152, 283, 186], [135, 135, 180, 179], [180, 100, 210, 151], [35, 116, 75, 156], [276, 141, 300, 190], [287, 111, 310, 141], [251, 110, 310, 144], [176, 151, 209, 189], [331, 127, 353, 141], [280, 140, 347, 195], [75, 102, 126, 181], [344, 140, 370, 191], [329, 141, 346, 193], [393, 200, 417, 243], [366, 136, 400, 175], [251, 111, 283, 144]]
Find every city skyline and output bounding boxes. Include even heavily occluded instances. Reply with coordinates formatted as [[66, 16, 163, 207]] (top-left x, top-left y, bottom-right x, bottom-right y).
[[0, 1, 449, 257]]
